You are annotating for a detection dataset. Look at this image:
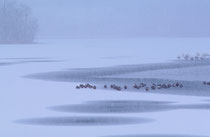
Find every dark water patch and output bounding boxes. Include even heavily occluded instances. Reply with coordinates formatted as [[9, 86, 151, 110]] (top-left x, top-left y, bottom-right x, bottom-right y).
[[67, 60, 210, 77], [0, 62, 17, 66], [49, 100, 174, 113], [0, 41, 41, 45], [27, 60, 210, 80], [103, 134, 209, 137], [0, 59, 61, 67], [20, 59, 62, 63], [0, 57, 50, 60], [49, 100, 210, 114], [26, 71, 210, 96], [176, 104, 210, 110], [15, 116, 153, 126], [25, 60, 210, 96]]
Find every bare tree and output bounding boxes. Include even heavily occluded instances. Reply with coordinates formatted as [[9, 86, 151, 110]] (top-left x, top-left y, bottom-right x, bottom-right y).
[[0, 0, 38, 44]]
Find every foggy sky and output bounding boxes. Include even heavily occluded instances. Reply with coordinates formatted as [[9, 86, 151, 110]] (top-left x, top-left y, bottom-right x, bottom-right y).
[[19, 0, 210, 38]]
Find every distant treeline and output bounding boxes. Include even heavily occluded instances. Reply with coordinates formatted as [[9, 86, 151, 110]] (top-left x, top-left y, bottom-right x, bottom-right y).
[[0, 0, 38, 44]]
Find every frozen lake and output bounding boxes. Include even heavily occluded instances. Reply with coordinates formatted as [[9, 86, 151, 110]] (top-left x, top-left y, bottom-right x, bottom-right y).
[[1, 38, 210, 137]]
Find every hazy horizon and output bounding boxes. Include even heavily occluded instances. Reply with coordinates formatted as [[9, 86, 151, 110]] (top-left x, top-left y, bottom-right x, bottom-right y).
[[17, 0, 210, 38]]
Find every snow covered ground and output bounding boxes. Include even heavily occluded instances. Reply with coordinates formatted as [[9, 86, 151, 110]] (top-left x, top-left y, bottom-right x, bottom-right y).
[[1, 38, 210, 137]]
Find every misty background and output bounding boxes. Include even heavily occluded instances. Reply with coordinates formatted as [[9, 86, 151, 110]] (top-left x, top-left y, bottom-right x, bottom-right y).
[[9, 0, 210, 38]]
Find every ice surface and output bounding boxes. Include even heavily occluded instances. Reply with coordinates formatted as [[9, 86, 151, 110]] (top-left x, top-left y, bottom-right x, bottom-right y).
[[1, 38, 210, 137], [104, 134, 209, 137]]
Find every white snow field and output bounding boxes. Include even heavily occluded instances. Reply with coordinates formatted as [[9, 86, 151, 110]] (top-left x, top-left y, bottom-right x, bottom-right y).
[[1, 38, 210, 137]]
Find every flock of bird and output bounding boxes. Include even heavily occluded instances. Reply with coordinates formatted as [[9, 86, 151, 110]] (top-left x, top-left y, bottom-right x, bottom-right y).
[[106, 82, 183, 91], [76, 81, 210, 92], [109, 84, 127, 91], [203, 81, 210, 86], [177, 53, 210, 61], [76, 83, 96, 89], [76, 82, 184, 92], [177, 55, 206, 61]]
